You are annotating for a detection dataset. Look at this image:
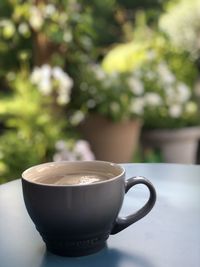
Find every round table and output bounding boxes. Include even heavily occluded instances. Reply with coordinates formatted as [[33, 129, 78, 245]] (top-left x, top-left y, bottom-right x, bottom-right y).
[[0, 163, 200, 267]]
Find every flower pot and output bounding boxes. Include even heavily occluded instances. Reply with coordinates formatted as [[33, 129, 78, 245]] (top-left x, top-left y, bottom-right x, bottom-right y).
[[141, 127, 200, 164], [79, 115, 142, 163]]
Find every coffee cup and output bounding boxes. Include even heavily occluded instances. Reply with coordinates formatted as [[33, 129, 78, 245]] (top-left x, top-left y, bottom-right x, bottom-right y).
[[22, 161, 156, 257]]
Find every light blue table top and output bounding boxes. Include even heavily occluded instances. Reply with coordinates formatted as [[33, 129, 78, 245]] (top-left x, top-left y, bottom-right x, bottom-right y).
[[0, 163, 200, 267]]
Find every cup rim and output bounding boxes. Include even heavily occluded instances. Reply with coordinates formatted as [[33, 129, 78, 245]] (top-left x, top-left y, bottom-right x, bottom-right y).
[[22, 160, 125, 187]]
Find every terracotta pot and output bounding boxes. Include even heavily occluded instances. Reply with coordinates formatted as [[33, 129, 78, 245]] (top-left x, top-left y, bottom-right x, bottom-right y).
[[79, 115, 142, 163], [142, 127, 200, 164]]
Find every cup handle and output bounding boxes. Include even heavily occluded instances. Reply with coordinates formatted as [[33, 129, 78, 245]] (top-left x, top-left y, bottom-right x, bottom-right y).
[[111, 176, 156, 235]]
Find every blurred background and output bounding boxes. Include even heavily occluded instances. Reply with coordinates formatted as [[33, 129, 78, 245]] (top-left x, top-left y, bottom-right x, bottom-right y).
[[0, 0, 200, 183]]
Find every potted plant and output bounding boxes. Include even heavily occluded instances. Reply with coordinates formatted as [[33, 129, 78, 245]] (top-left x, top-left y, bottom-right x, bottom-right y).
[[100, 27, 200, 163], [140, 0, 200, 164], [70, 64, 145, 163], [138, 60, 200, 164]]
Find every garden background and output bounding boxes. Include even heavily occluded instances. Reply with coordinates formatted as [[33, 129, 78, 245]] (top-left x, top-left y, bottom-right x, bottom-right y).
[[0, 0, 200, 183]]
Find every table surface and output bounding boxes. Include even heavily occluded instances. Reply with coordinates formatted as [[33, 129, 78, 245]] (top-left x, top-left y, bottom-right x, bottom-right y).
[[0, 163, 200, 267]]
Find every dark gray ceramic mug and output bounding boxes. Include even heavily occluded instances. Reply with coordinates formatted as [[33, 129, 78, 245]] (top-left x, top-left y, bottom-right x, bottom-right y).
[[22, 161, 156, 257]]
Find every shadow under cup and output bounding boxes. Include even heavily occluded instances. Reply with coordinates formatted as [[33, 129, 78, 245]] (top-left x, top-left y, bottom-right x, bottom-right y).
[[21, 161, 156, 257]]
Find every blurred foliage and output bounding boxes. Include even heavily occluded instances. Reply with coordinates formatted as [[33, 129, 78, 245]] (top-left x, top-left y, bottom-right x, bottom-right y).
[[70, 64, 145, 122], [101, 15, 199, 129], [0, 0, 122, 75], [0, 70, 70, 181], [142, 148, 163, 163], [133, 147, 163, 163], [102, 12, 198, 87], [159, 0, 200, 60], [0, 0, 200, 183], [117, 0, 168, 9], [0, 0, 171, 75]]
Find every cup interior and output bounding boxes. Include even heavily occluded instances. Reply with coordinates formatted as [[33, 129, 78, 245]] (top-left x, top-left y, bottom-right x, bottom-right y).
[[22, 161, 124, 186]]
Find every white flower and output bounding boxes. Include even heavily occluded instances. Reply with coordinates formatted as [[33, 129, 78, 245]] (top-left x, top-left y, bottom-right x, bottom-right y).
[[53, 151, 76, 162], [53, 139, 95, 162], [130, 97, 145, 115], [128, 77, 144, 95], [31, 65, 52, 95], [52, 66, 73, 90], [60, 75, 73, 91], [134, 69, 142, 78], [29, 6, 43, 30], [6, 72, 16, 82], [70, 111, 85, 125], [165, 86, 176, 103], [55, 140, 67, 151], [30, 67, 42, 84], [44, 4, 56, 17], [57, 90, 70, 105], [145, 93, 162, 107], [63, 31, 72, 42], [54, 140, 75, 161], [31, 65, 73, 102], [18, 23, 29, 36], [92, 64, 106, 80], [110, 71, 118, 79], [103, 72, 119, 87], [169, 104, 182, 118], [41, 64, 51, 79], [0, 19, 15, 39], [157, 62, 175, 84], [185, 101, 198, 114], [110, 102, 120, 114], [38, 78, 52, 95], [53, 153, 62, 162], [146, 71, 156, 80], [74, 140, 95, 161], [165, 83, 191, 105], [59, 13, 68, 25], [54, 68, 73, 105], [176, 82, 191, 102], [159, 0, 200, 58], [87, 99, 96, 108], [147, 50, 157, 60], [52, 66, 64, 79]]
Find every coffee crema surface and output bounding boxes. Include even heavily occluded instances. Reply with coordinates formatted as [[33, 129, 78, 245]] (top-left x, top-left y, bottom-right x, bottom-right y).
[[32, 172, 114, 185]]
